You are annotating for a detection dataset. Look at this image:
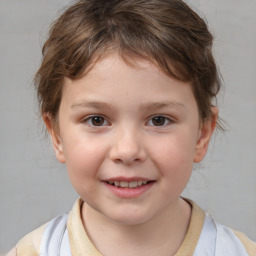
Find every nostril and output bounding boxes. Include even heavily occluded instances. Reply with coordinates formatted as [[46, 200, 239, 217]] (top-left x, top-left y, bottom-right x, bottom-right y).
[[114, 157, 141, 165], [109, 136, 147, 164]]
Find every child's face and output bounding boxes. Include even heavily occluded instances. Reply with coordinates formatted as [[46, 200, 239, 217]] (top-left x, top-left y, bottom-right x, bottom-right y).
[[46, 54, 216, 225]]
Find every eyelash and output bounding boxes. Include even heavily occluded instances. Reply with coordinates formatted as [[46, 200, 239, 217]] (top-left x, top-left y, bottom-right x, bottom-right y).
[[83, 115, 173, 127], [83, 115, 110, 127], [147, 116, 173, 127]]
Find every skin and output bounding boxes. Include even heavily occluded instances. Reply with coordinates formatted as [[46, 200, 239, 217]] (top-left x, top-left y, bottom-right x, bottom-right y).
[[43, 55, 217, 256]]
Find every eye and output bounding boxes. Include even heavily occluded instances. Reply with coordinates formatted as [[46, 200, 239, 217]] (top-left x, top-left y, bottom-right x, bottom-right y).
[[147, 116, 172, 126], [85, 115, 109, 126]]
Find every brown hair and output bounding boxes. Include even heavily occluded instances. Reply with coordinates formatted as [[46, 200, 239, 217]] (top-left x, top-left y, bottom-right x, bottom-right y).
[[35, 0, 221, 127]]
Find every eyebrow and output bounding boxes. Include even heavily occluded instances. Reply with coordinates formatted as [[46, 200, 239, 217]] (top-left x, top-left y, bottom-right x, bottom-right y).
[[71, 101, 112, 110], [71, 100, 186, 111], [139, 101, 186, 111]]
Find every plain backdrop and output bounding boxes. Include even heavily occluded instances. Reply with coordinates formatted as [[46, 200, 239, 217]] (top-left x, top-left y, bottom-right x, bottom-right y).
[[0, 0, 256, 253]]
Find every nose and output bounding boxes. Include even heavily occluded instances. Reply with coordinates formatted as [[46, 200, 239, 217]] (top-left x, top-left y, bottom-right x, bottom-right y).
[[109, 126, 147, 165]]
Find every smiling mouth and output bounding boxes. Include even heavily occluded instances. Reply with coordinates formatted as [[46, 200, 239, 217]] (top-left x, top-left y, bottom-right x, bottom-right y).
[[105, 180, 154, 188]]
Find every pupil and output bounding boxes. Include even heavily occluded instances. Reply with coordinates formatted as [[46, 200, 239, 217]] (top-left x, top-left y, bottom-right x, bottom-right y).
[[152, 116, 165, 126], [92, 116, 104, 126]]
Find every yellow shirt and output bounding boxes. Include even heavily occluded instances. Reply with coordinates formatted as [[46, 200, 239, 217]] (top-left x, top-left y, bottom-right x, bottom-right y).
[[11, 199, 256, 256]]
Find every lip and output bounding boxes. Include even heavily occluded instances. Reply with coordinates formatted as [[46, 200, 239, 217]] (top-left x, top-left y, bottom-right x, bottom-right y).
[[102, 176, 151, 182], [102, 177, 156, 199]]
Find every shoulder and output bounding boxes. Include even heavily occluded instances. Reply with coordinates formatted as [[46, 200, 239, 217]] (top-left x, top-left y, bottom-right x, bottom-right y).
[[6, 199, 81, 256], [234, 230, 256, 256], [185, 199, 256, 256], [10, 222, 47, 256], [5, 247, 16, 256], [212, 220, 256, 256]]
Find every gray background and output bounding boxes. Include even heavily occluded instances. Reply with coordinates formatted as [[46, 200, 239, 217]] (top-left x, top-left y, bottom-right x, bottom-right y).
[[0, 0, 255, 253]]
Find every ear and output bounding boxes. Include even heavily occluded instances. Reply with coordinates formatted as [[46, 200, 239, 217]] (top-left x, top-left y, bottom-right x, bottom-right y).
[[193, 107, 218, 163], [43, 114, 66, 163]]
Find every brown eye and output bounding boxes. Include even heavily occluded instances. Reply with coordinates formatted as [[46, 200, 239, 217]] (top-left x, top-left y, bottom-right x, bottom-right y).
[[90, 116, 106, 126], [148, 116, 172, 126], [151, 116, 166, 126]]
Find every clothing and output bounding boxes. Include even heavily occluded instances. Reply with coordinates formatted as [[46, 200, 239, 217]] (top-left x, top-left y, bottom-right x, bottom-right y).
[[15, 199, 256, 256]]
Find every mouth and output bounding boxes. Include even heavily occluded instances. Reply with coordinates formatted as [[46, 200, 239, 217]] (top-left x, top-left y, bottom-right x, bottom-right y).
[[105, 180, 154, 189], [103, 178, 156, 198]]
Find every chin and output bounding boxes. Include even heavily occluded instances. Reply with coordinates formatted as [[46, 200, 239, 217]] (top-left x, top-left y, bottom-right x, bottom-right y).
[[103, 209, 154, 226]]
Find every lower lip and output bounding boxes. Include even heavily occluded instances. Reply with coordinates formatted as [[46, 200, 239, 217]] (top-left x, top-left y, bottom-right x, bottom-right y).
[[103, 182, 155, 199]]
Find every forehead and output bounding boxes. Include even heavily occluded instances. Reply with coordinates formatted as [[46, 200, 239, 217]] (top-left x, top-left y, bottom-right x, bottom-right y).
[[65, 53, 190, 90], [61, 55, 198, 115], [86, 54, 163, 80], [63, 54, 190, 93]]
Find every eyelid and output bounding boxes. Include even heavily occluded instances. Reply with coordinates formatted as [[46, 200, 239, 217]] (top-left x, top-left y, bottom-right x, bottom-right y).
[[146, 115, 174, 126], [83, 115, 111, 126]]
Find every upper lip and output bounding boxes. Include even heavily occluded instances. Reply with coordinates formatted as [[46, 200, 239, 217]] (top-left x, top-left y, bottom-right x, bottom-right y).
[[102, 176, 153, 182]]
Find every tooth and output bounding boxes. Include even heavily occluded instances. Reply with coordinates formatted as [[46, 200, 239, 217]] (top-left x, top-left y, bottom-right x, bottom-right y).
[[120, 181, 128, 188], [109, 181, 114, 185], [114, 181, 120, 186], [137, 181, 143, 186], [142, 181, 147, 185], [129, 181, 138, 188]]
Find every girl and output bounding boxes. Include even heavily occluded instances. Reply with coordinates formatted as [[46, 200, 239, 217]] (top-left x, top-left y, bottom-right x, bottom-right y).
[[7, 0, 256, 255]]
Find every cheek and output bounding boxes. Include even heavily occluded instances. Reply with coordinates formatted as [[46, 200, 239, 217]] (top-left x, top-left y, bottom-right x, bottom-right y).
[[153, 133, 196, 162], [150, 134, 196, 180], [153, 144, 193, 198], [62, 138, 106, 186]]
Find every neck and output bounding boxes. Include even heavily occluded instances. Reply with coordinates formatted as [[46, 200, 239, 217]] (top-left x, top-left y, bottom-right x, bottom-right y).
[[81, 198, 191, 256]]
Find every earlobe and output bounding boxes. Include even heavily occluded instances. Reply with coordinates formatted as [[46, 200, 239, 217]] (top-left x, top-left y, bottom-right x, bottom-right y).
[[193, 107, 218, 163], [43, 114, 66, 163]]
